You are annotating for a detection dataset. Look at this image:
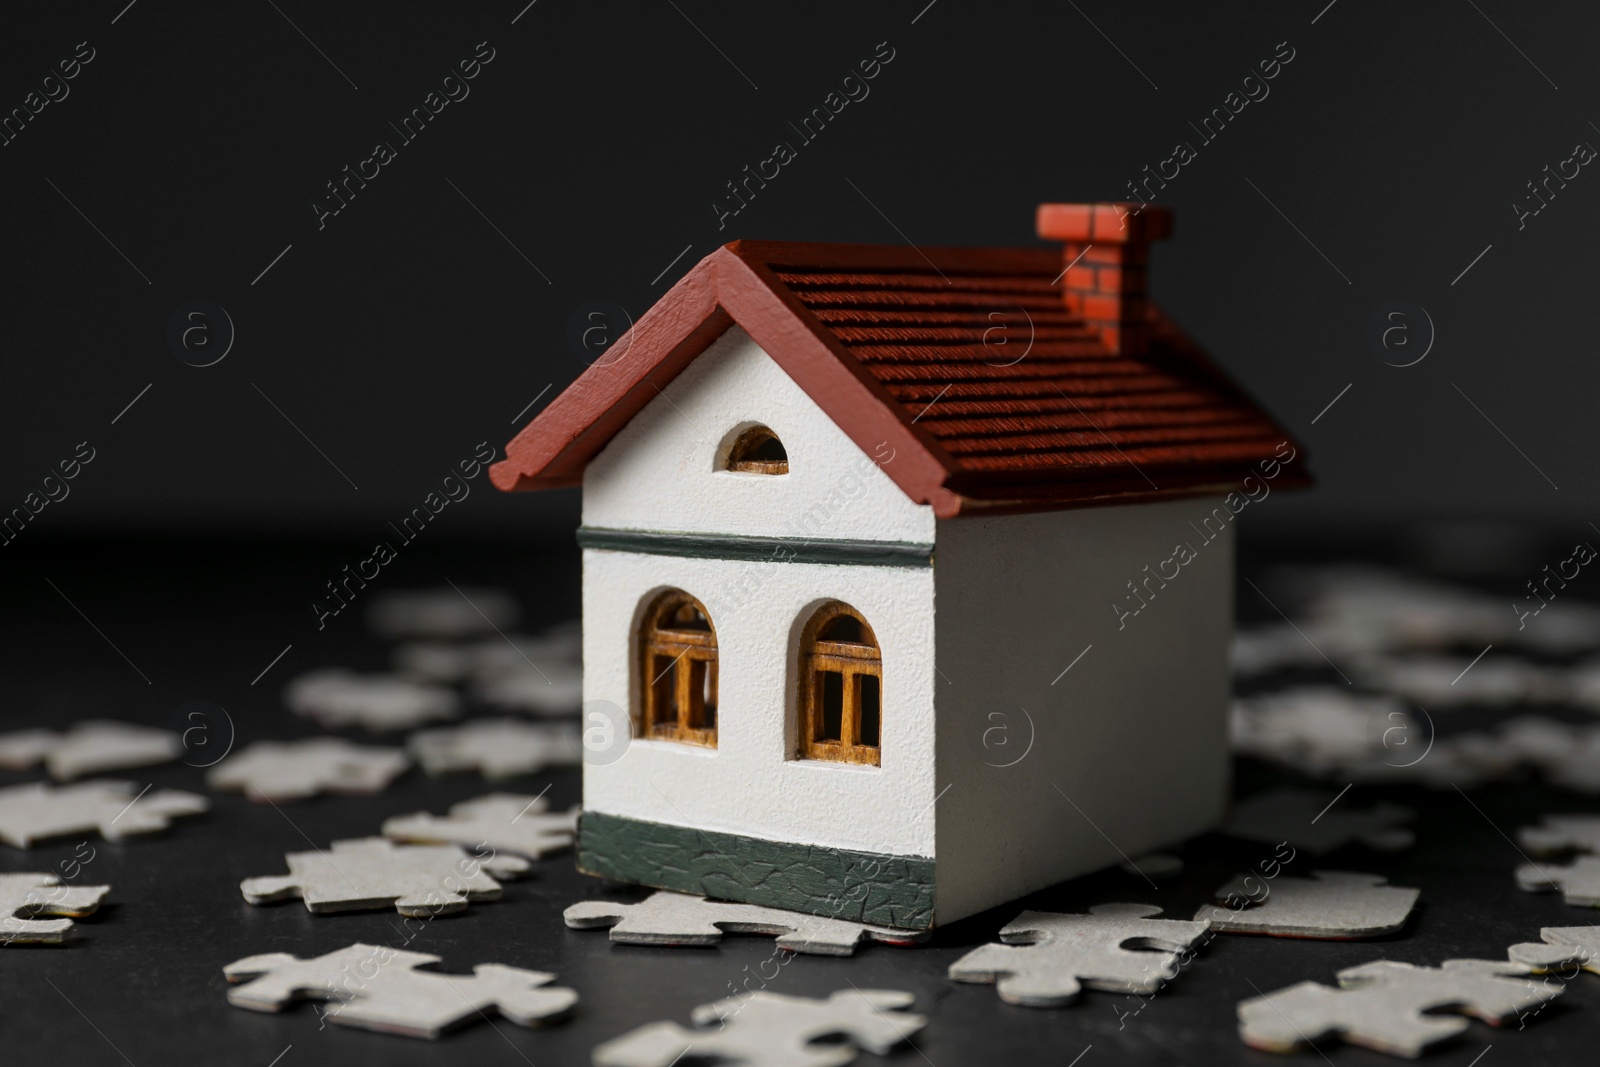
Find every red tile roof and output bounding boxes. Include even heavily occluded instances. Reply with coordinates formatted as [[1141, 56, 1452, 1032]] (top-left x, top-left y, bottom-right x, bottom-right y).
[[491, 238, 1308, 518]]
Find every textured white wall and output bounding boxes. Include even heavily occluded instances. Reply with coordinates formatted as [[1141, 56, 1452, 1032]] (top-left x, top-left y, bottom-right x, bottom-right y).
[[581, 549, 937, 857], [931, 496, 1235, 922], [582, 325, 936, 545]]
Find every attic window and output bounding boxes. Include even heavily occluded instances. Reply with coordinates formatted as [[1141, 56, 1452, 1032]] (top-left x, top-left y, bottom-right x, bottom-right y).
[[725, 426, 788, 475]]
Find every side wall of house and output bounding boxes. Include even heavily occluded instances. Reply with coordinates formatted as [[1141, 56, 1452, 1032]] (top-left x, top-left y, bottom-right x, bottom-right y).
[[932, 496, 1235, 923]]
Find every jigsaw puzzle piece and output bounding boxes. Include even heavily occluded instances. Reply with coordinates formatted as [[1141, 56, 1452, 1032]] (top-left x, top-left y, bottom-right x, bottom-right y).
[[407, 719, 582, 778], [0, 721, 181, 781], [382, 793, 578, 860], [1238, 959, 1561, 1057], [1519, 814, 1600, 855], [947, 903, 1209, 1007], [1510, 926, 1600, 973], [206, 739, 409, 802], [0, 872, 111, 942], [241, 837, 529, 916], [1223, 787, 1415, 854], [592, 989, 924, 1067], [285, 669, 461, 732], [366, 586, 521, 639], [1515, 855, 1600, 906], [1196, 870, 1419, 939], [225, 942, 576, 1038], [0, 780, 208, 847], [564, 890, 927, 955]]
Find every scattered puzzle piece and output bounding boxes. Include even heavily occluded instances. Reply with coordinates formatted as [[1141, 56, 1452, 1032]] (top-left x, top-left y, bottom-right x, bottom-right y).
[[391, 629, 583, 685], [1222, 788, 1415, 854], [1238, 958, 1561, 1057], [1351, 653, 1563, 708], [241, 837, 529, 916], [564, 890, 928, 956], [947, 903, 1209, 1008], [0, 720, 180, 781], [0, 780, 207, 847], [407, 719, 582, 778], [0, 873, 110, 942], [592, 988, 925, 1067], [1501, 717, 1600, 794], [224, 942, 575, 1038], [1196, 871, 1419, 939], [473, 664, 584, 716], [206, 739, 409, 802], [1515, 855, 1600, 906], [1510, 926, 1600, 973], [1519, 814, 1600, 855], [383, 793, 578, 860], [285, 670, 461, 732], [367, 587, 521, 639]]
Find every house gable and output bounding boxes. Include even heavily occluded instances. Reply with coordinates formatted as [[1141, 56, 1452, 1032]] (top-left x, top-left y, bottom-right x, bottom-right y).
[[583, 325, 936, 545]]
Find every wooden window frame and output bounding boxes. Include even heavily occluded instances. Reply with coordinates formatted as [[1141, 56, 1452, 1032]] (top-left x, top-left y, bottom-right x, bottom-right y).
[[724, 425, 789, 475], [798, 602, 882, 766], [638, 590, 719, 748]]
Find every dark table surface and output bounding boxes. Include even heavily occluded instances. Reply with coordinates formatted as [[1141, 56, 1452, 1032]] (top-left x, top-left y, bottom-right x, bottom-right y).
[[4, 531, 1598, 1067]]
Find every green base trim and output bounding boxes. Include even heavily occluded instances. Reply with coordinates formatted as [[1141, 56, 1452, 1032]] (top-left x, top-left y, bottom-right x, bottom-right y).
[[578, 810, 936, 930], [576, 526, 933, 568]]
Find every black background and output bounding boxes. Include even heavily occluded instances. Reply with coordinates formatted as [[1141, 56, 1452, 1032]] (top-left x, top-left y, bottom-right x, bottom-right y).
[[5, 2, 1600, 1064]]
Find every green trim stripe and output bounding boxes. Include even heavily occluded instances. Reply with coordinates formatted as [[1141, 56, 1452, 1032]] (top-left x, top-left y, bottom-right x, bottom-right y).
[[578, 810, 937, 930], [576, 526, 934, 568]]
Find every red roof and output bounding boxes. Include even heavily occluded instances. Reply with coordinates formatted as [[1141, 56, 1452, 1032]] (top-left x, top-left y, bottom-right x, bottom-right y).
[[491, 238, 1309, 518]]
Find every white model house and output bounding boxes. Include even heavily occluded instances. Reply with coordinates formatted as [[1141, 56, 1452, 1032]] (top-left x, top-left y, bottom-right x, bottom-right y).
[[491, 202, 1307, 930]]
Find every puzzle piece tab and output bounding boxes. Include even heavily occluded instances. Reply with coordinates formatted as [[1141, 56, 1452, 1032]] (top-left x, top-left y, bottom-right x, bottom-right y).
[[0, 720, 180, 780], [947, 903, 1209, 1008], [564, 890, 928, 956], [0, 780, 207, 847], [206, 739, 409, 802], [0, 872, 110, 942], [592, 989, 925, 1067], [408, 719, 581, 778], [225, 942, 575, 1038], [1238, 959, 1561, 1057], [383, 793, 578, 860], [285, 669, 460, 732], [1222, 788, 1415, 854], [1515, 855, 1600, 906], [241, 837, 529, 916], [1196, 871, 1419, 939]]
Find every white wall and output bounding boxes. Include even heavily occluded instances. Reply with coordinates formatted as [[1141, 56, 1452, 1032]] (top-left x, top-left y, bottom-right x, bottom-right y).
[[581, 549, 938, 858], [932, 497, 1235, 922], [581, 325, 936, 545]]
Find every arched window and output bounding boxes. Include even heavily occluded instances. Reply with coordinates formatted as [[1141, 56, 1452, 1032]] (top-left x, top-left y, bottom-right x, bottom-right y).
[[724, 425, 788, 475], [638, 590, 718, 747], [798, 602, 881, 765]]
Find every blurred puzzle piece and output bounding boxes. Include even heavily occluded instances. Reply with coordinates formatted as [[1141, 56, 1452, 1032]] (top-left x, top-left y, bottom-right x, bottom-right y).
[[0, 720, 180, 781], [206, 739, 409, 802], [241, 836, 528, 917], [0, 872, 110, 942], [592, 988, 925, 1067], [0, 780, 207, 847], [947, 903, 1209, 1008], [1515, 855, 1600, 906], [225, 942, 575, 1038], [408, 719, 581, 778], [1519, 814, 1600, 855], [564, 890, 928, 956], [366, 586, 521, 639], [1510, 926, 1600, 974], [383, 793, 578, 860], [1238, 958, 1561, 1057], [1222, 788, 1415, 854], [1196, 870, 1419, 939], [284, 669, 460, 732]]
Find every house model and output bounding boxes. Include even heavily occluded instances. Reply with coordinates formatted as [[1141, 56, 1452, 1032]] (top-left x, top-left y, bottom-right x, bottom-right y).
[[490, 202, 1308, 931]]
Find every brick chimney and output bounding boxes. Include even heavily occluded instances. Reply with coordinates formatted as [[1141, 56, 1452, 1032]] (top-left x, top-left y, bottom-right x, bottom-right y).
[[1036, 202, 1172, 358]]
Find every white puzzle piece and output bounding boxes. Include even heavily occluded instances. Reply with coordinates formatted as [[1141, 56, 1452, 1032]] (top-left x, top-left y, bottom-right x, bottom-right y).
[[1515, 855, 1600, 906], [1238, 958, 1561, 1057], [1520, 814, 1600, 855], [0, 780, 208, 847], [366, 586, 522, 639], [240, 836, 529, 916], [946, 903, 1209, 1008], [1501, 717, 1600, 793], [0, 872, 110, 942], [1510, 926, 1600, 973], [206, 739, 409, 802], [473, 665, 585, 717], [592, 989, 925, 1067], [383, 793, 579, 860], [407, 719, 582, 778], [1196, 871, 1419, 938], [564, 890, 929, 956], [1222, 788, 1415, 854], [0, 720, 180, 780], [284, 669, 461, 732], [225, 942, 576, 1038]]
